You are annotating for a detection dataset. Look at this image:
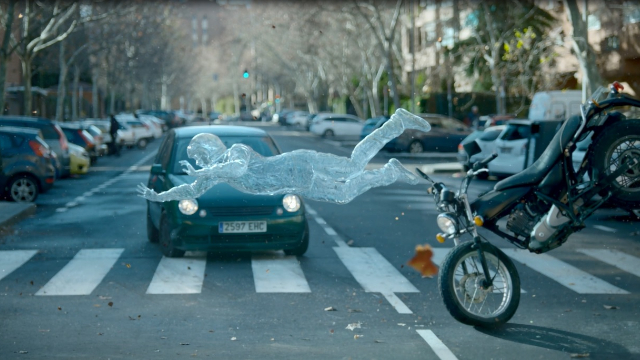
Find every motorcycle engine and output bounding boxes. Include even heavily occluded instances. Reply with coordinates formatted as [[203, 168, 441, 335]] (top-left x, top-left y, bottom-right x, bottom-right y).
[[506, 203, 541, 239]]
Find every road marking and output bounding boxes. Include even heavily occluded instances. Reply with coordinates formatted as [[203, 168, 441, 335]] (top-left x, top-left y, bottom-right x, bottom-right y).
[[146, 256, 206, 294], [36, 249, 124, 296], [323, 226, 337, 236], [334, 247, 418, 313], [577, 249, 640, 279], [502, 249, 629, 294], [314, 217, 327, 225], [252, 254, 311, 293], [382, 293, 413, 314], [593, 225, 617, 233], [304, 205, 317, 215], [417, 330, 459, 360], [0, 250, 38, 282]]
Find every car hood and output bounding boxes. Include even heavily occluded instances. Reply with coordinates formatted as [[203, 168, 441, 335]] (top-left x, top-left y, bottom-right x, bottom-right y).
[[168, 174, 284, 206]]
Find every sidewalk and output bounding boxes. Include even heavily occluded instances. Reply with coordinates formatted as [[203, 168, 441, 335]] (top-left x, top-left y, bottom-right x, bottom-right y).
[[0, 201, 36, 229]]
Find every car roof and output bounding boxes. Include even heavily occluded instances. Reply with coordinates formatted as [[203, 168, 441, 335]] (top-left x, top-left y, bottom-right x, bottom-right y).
[[174, 125, 268, 139], [0, 116, 53, 124], [506, 119, 533, 125], [484, 125, 506, 131], [0, 126, 42, 136]]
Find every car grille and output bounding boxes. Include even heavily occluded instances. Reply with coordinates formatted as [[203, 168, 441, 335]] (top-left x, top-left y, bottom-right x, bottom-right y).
[[206, 206, 275, 216]]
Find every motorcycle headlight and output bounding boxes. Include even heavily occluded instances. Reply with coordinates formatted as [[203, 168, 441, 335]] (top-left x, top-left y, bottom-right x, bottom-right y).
[[436, 213, 458, 235], [178, 199, 198, 215], [282, 194, 301, 212]]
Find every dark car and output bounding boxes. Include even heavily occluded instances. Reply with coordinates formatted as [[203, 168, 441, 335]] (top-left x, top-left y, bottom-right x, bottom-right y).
[[58, 123, 98, 164], [0, 127, 56, 202], [145, 125, 310, 257], [360, 116, 390, 140], [378, 114, 471, 153], [0, 116, 71, 178]]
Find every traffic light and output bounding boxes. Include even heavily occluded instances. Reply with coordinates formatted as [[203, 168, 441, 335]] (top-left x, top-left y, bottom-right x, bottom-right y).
[[243, 69, 249, 79]]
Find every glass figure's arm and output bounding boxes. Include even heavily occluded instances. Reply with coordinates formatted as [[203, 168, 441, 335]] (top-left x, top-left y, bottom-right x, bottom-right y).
[[191, 146, 250, 178], [138, 178, 217, 202]]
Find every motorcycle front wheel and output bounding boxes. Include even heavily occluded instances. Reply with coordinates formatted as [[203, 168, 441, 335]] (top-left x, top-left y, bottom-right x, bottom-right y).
[[438, 241, 520, 328]]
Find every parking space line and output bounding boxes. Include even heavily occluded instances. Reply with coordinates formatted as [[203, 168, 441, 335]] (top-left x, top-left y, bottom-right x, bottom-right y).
[[382, 293, 413, 314], [146, 256, 206, 294], [417, 330, 459, 360], [0, 250, 38, 282], [252, 254, 311, 293], [36, 249, 124, 296], [577, 249, 640, 279], [593, 225, 617, 233]]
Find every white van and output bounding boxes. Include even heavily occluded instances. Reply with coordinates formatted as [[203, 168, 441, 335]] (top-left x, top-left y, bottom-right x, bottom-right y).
[[528, 90, 582, 121]]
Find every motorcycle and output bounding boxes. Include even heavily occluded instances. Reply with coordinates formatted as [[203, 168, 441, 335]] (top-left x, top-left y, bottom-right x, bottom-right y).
[[416, 82, 640, 327]]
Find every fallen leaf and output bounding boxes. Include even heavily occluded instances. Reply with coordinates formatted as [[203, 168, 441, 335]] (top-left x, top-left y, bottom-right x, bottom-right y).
[[266, 269, 270, 273], [99, 296, 111, 300], [128, 316, 136, 320], [348, 309, 361, 313], [374, 340, 384, 343], [302, 338, 310, 341], [30, 281, 33, 286], [347, 240, 354, 246], [97, 333, 103, 336], [272, 25, 275, 29], [397, 323, 406, 326], [603, 305, 619, 310], [180, 342, 190, 345], [57, 307, 61, 311], [324, 307, 336, 311], [138, 315, 141, 319], [188, 267, 191, 270], [94, 304, 101, 308], [570, 353, 590, 358], [18, 351, 28, 354], [125, 264, 131, 268], [345, 322, 361, 331], [230, 337, 237, 341], [270, 338, 275, 341], [108, 302, 113, 307], [354, 335, 363, 339], [407, 244, 438, 277], [329, 329, 334, 334], [209, 330, 214, 333]]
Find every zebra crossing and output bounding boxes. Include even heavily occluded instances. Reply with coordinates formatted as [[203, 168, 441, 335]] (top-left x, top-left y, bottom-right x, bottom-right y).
[[1, 244, 639, 299]]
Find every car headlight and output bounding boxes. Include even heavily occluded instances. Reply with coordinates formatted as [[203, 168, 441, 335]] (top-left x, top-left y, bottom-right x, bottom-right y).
[[178, 199, 198, 215], [282, 194, 301, 212], [436, 213, 458, 235]]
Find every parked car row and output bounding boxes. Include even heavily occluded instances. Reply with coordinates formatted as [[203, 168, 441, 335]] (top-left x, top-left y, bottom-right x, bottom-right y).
[[0, 113, 169, 203]]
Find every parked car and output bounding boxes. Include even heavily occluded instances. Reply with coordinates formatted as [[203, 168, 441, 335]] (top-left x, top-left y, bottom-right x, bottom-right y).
[[58, 123, 98, 164], [68, 143, 90, 175], [478, 114, 515, 129], [457, 125, 505, 176], [0, 116, 70, 178], [286, 111, 311, 127], [309, 114, 364, 138], [359, 116, 390, 140], [115, 114, 155, 149], [0, 126, 56, 202], [367, 114, 471, 153], [138, 115, 164, 139], [81, 119, 133, 152], [138, 110, 173, 128], [76, 123, 107, 157], [528, 90, 582, 121], [145, 126, 310, 257]]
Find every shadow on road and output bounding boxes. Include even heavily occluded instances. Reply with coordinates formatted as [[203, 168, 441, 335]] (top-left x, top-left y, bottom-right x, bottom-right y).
[[475, 323, 638, 359]]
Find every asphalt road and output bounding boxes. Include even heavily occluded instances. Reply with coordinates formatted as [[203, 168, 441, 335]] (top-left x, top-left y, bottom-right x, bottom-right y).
[[1, 122, 639, 359]]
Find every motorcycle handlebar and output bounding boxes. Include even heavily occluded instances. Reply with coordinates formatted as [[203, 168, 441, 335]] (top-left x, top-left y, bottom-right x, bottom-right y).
[[473, 153, 498, 171]]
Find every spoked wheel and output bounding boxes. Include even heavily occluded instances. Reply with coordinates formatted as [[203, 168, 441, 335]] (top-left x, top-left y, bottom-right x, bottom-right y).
[[9, 175, 39, 202], [438, 241, 520, 328], [590, 120, 640, 208]]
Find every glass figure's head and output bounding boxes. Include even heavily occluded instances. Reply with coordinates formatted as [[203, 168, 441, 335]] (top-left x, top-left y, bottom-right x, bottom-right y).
[[187, 133, 227, 167]]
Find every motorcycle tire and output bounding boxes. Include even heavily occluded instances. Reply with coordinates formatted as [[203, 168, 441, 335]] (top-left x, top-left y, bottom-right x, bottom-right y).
[[438, 241, 520, 328], [589, 120, 640, 208]]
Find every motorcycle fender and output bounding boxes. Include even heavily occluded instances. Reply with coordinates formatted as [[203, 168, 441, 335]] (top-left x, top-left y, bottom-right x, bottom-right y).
[[471, 187, 531, 221]]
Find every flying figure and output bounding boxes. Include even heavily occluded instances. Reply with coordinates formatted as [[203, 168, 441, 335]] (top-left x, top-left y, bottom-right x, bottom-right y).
[[138, 108, 431, 204]]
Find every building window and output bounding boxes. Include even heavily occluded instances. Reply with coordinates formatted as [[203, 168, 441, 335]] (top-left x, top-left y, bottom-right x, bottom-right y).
[[202, 15, 208, 45]]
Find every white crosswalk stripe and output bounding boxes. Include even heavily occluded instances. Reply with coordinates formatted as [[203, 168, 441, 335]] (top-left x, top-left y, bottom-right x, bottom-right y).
[[577, 249, 640, 279], [36, 249, 124, 296], [146, 256, 207, 294], [502, 248, 629, 294], [252, 254, 311, 293], [0, 250, 37, 282]]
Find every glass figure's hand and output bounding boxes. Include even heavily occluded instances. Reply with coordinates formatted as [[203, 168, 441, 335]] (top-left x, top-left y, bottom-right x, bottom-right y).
[[179, 160, 198, 176], [137, 183, 159, 201]]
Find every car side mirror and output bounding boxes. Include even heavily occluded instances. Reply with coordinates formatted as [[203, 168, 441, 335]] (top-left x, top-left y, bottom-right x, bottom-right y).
[[463, 140, 482, 157], [151, 164, 165, 175]]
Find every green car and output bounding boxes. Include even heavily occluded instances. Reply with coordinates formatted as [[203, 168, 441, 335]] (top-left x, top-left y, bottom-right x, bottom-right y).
[[146, 126, 309, 257]]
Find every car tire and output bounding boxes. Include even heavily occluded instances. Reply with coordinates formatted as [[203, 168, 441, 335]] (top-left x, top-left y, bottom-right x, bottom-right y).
[[137, 138, 149, 149], [8, 174, 39, 202], [159, 213, 185, 258], [322, 129, 334, 138], [409, 140, 424, 154], [284, 221, 309, 257], [147, 208, 160, 243]]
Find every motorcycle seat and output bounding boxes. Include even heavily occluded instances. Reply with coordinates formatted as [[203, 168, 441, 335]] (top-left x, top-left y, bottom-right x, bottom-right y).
[[494, 115, 582, 191]]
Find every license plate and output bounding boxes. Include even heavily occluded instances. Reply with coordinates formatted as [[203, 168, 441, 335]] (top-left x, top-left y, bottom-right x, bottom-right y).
[[500, 147, 512, 154], [219, 221, 267, 233]]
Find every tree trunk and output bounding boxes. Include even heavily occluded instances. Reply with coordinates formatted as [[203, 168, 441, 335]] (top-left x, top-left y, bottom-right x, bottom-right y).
[[92, 72, 99, 118], [386, 44, 400, 110], [56, 41, 68, 122], [22, 56, 32, 116], [0, 0, 16, 115], [109, 86, 115, 115], [564, 0, 602, 98], [72, 65, 79, 121]]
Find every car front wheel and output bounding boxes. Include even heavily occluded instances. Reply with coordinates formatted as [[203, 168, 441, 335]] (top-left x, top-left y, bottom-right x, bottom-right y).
[[8, 175, 39, 202], [284, 221, 309, 256], [409, 140, 424, 154], [147, 207, 159, 243], [159, 213, 185, 258]]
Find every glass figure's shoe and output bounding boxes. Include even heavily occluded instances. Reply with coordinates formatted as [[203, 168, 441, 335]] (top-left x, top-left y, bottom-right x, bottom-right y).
[[394, 109, 432, 133], [389, 158, 420, 185]]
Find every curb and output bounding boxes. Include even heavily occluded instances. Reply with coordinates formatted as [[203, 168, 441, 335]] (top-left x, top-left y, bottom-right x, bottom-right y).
[[0, 202, 36, 229]]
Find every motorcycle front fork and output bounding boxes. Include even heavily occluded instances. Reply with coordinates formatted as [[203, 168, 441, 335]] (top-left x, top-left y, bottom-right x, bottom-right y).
[[458, 194, 494, 288]]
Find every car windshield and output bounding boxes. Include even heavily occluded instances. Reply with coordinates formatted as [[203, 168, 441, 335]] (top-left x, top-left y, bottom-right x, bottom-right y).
[[171, 135, 279, 174], [501, 124, 531, 141]]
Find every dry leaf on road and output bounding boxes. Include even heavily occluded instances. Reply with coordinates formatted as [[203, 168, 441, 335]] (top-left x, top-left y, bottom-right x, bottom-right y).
[[407, 244, 438, 277], [346, 322, 361, 331]]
